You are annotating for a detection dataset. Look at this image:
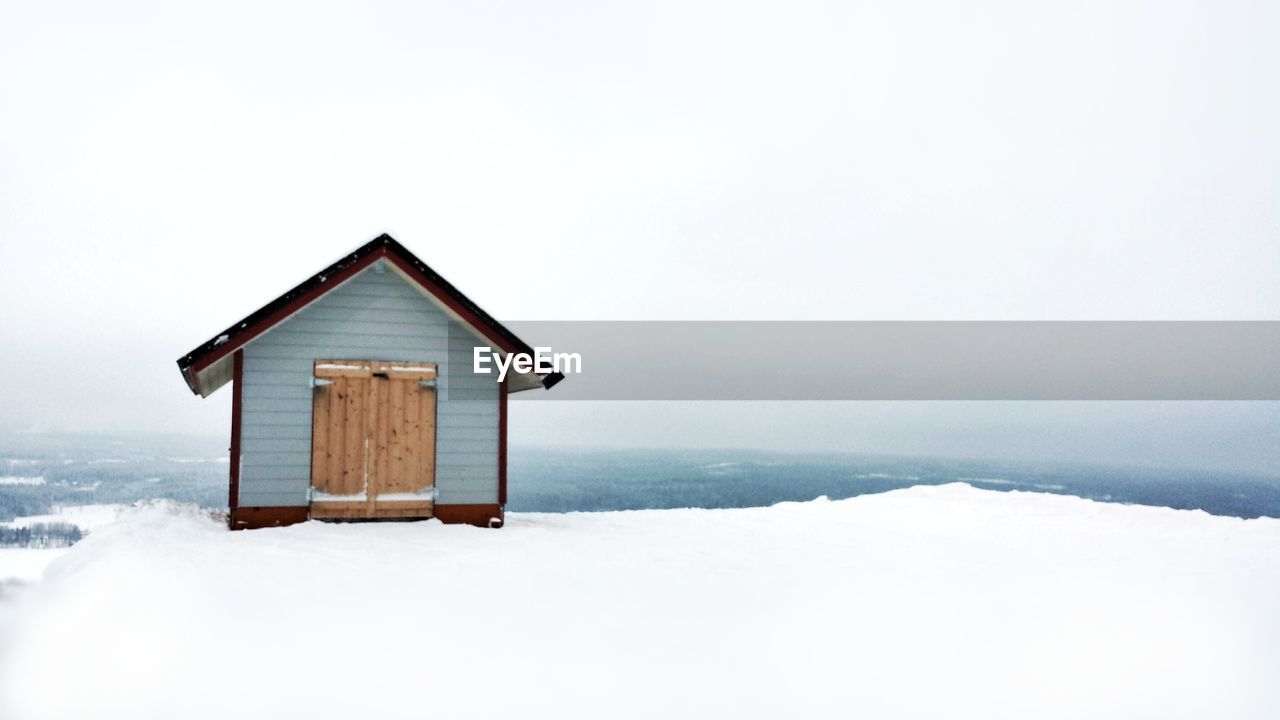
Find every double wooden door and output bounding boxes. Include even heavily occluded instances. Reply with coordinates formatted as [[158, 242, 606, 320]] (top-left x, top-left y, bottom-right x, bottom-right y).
[[309, 359, 437, 519]]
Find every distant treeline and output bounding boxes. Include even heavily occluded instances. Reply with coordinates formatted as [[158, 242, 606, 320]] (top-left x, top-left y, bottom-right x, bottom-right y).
[[0, 432, 229, 523], [0, 522, 83, 548]]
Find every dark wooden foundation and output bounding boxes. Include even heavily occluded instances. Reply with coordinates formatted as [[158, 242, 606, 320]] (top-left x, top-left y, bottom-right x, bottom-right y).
[[434, 504, 505, 528], [230, 506, 310, 530], [229, 504, 504, 530]]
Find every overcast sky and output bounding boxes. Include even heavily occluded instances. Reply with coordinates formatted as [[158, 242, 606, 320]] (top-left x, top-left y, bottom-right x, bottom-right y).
[[1, 2, 1277, 473]]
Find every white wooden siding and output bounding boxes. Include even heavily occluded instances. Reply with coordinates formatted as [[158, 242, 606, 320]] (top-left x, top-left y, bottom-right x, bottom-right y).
[[237, 262, 499, 507]]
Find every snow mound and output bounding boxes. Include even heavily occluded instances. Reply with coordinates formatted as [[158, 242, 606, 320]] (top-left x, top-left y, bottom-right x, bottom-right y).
[[0, 550, 65, 584], [2, 504, 131, 533], [1, 484, 1278, 720]]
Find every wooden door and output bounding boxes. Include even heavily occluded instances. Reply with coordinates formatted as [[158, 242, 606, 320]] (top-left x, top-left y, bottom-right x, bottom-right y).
[[310, 360, 437, 519]]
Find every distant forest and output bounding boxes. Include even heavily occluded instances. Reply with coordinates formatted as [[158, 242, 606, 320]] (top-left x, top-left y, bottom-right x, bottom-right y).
[[0, 433, 227, 527], [509, 447, 1280, 520], [0, 522, 82, 548]]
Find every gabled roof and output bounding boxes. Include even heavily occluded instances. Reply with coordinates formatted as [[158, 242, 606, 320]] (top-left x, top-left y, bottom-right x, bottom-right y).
[[177, 233, 563, 397]]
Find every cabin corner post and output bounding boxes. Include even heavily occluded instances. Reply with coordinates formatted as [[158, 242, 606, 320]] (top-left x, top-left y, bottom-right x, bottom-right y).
[[228, 349, 244, 529], [498, 374, 508, 510]]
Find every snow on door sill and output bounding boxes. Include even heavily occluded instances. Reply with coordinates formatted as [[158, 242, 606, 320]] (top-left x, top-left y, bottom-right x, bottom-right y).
[[374, 493, 436, 502], [312, 492, 368, 502]]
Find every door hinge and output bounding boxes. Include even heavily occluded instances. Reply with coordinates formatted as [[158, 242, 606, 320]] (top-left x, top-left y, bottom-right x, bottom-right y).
[[311, 377, 334, 388], [419, 379, 438, 388]]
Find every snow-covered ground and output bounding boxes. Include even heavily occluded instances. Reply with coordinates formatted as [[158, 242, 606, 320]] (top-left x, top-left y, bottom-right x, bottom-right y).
[[0, 505, 127, 580], [1, 504, 126, 532], [0, 549, 68, 583], [0, 506, 126, 583], [0, 484, 1277, 720]]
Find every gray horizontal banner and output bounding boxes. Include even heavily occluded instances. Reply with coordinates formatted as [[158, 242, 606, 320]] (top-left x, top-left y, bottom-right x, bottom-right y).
[[485, 321, 1280, 401]]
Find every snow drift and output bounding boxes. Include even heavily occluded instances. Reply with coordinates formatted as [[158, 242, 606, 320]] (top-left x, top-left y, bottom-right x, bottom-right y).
[[1, 484, 1278, 720]]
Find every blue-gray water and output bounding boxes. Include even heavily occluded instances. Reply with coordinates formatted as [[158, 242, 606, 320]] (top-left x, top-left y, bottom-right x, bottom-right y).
[[1, 434, 1278, 525]]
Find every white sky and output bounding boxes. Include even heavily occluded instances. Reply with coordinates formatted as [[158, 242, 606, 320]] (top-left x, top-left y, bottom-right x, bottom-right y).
[[1, 2, 1277, 472]]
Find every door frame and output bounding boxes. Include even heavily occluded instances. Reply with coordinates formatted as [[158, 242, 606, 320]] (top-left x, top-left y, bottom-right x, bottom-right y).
[[308, 358, 438, 519]]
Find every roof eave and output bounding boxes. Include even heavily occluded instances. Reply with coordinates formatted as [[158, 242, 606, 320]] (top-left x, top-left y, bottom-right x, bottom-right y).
[[177, 233, 560, 398]]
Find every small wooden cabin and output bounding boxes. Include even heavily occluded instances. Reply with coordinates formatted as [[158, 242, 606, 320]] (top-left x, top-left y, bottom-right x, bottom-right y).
[[177, 234, 561, 530]]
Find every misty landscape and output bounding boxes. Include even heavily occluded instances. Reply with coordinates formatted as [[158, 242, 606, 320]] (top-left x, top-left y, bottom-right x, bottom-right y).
[[3, 0, 1280, 715], [3, 432, 1279, 551]]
